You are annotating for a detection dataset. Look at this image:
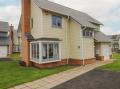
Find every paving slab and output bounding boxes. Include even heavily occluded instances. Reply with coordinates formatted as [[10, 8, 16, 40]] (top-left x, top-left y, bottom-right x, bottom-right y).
[[10, 60, 113, 89]]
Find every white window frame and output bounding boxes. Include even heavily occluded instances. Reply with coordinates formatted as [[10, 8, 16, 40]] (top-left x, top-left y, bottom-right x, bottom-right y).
[[30, 41, 61, 64], [30, 41, 40, 63], [83, 29, 94, 37]]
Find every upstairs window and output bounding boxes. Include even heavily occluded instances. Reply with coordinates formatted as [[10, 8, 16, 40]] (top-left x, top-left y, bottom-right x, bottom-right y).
[[83, 29, 94, 37], [52, 15, 62, 28]]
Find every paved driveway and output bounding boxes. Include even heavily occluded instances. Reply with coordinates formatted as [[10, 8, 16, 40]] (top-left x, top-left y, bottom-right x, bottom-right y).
[[52, 69, 120, 89]]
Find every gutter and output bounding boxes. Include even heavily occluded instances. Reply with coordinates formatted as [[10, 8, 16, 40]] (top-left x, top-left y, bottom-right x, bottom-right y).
[[81, 26, 87, 66], [66, 16, 70, 64]]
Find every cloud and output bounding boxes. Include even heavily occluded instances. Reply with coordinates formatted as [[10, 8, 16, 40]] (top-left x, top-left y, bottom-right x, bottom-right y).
[[49, 0, 120, 35], [101, 26, 120, 35], [0, 5, 21, 29]]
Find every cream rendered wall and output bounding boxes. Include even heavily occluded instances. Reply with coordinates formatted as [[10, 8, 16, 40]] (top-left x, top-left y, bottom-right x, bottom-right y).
[[31, 1, 43, 38], [95, 43, 101, 56], [69, 19, 81, 59], [81, 38, 95, 59], [101, 43, 112, 56], [42, 11, 70, 59]]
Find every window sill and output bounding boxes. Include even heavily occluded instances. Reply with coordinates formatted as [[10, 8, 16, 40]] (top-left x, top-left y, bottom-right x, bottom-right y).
[[30, 59, 61, 64], [83, 36, 94, 38], [52, 26, 62, 29]]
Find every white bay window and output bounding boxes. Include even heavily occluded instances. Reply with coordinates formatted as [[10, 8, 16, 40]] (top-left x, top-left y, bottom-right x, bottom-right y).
[[30, 41, 60, 63]]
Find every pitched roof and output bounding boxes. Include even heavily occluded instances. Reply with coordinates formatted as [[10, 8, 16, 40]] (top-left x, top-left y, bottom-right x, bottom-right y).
[[33, 0, 102, 28], [0, 21, 9, 46], [94, 31, 111, 43], [108, 35, 120, 40], [0, 21, 9, 32], [25, 33, 61, 41]]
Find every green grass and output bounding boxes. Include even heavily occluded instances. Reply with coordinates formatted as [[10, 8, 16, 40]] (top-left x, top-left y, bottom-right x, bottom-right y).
[[100, 53, 120, 72], [9, 53, 20, 60], [0, 53, 76, 89]]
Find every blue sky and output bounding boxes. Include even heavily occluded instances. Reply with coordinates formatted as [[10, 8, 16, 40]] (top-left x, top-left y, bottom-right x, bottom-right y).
[[0, 0, 20, 6], [0, 0, 120, 35], [0, 0, 21, 29]]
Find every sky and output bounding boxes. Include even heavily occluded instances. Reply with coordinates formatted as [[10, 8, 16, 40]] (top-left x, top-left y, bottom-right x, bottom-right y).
[[0, 0, 120, 35]]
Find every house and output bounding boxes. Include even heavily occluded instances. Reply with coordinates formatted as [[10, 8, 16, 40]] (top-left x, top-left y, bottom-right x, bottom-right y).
[[13, 29, 20, 53], [17, 18, 22, 54], [20, 0, 112, 68], [9, 24, 21, 53], [0, 21, 10, 58], [108, 35, 120, 53]]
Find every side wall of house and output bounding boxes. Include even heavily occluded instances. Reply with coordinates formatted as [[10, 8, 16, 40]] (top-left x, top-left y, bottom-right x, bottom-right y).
[[69, 19, 81, 59], [81, 38, 95, 59], [101, 43, 112, 56], [42, 11, 70, 60], [31, 1, 43, 38]]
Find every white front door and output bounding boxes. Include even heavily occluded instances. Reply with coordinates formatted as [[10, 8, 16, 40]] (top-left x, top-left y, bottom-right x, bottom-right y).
[[102, 44, 110, 60], [0, 46, 8, 58]]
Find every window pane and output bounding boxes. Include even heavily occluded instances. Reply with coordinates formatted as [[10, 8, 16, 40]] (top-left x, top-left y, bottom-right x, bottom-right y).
[[57, 17, 61, 27], [37, 43, 39, 59], [52, 15, 62, 27], [49, 44, 54, 59], [83, 30, 86, 36], [34, 44, 36, 59], [52, 16, 57, 26], [31, 44, 34, 58], [54, 44, 59, 59], [42, 44, 47, 59]]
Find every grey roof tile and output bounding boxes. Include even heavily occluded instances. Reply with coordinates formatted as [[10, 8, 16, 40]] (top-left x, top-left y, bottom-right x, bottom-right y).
[[0, 21, 9, 32], [94, 31, 111, 42], [0, 21, 9, 46], [33, 0, 102, 28]]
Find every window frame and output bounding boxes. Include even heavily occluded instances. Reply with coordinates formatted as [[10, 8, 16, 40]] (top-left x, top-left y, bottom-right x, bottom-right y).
[[41, 42, 60, 63], [30, 42, 40, 62], [83, 29, 94, 37], [30, 41, 61, 64], [52, 15, 62, 28]]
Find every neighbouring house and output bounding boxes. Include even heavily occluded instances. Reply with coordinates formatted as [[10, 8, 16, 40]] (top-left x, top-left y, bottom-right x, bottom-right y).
[[17, 18, 22, 54], [0, 21, 10, 58], [20, 0, 112, 68], [108, 35, 120, 53], [9, 24, 21, 53], [13, 29, 20, 53]]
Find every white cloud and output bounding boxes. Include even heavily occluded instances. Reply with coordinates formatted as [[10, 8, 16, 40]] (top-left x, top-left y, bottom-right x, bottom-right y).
[[0, 5, 21, 29], [49, 0, 120, 35], [101, 26, 120, 35]]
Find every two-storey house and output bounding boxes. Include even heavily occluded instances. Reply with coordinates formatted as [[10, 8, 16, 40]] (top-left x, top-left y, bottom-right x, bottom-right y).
[[20, 0, 112, 68]]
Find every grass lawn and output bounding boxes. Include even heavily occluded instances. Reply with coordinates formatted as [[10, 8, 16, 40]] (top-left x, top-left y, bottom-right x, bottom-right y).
[[101, 53, 120, 72], [0, 53, 76, 89]]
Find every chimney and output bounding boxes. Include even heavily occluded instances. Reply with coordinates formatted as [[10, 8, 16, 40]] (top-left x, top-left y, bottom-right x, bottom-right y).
[[21, 0, 31, 66]]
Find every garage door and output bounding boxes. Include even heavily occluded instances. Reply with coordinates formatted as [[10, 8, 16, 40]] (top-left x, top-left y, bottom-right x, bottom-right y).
[[102, 44, 110, 60], [0, 46, 8, 58]]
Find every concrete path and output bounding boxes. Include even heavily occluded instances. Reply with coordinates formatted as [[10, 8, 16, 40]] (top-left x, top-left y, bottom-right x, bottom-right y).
[[9, 60, 113, 89]]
